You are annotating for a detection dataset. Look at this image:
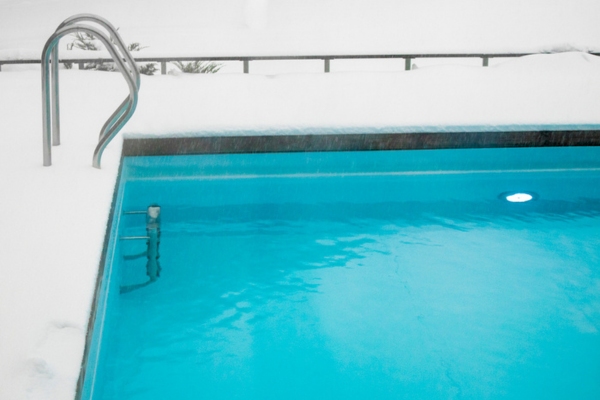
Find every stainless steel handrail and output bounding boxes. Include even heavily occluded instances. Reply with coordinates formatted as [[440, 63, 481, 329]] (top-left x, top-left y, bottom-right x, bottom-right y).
[[41, 14, 139, 168], [55, 14, 140, 144]]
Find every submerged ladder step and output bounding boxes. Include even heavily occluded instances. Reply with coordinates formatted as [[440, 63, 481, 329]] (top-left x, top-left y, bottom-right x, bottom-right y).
[[121, 205, 161, 285], [120, 236, 150, 240]]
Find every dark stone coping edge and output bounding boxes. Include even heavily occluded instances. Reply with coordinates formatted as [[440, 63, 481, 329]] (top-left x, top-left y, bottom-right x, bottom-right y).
[[122, 131, 600, 157], [75, 161, 125, 400]]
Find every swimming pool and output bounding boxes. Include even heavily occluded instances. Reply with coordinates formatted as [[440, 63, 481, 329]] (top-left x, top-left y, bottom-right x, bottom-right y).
[[80, 145, 600, 399]]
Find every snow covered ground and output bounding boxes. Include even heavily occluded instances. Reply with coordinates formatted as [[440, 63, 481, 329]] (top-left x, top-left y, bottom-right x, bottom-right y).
[[125, 52, 600, 136], [2, 1, 600, 399]]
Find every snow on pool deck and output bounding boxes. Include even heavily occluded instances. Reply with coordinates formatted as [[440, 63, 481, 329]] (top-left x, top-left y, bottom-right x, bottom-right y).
[[2, 51, 600, 399], [125, 52, 600, 137]]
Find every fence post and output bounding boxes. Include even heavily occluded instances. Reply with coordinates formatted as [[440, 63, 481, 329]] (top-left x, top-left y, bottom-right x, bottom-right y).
[[243, 59, 249, 74], [324, 58, 330, 73], [482, 57, 489, 67], [78, 61, 85, 69], [405, 57, 412, 71], [161, 61, 167, 75]]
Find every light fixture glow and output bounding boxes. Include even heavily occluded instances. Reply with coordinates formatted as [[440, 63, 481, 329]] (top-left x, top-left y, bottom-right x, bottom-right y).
[[505, 193, 533, 203]]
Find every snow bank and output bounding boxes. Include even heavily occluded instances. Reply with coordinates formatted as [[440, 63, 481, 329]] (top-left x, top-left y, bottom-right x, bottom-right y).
[[0, 70, 125, 400]]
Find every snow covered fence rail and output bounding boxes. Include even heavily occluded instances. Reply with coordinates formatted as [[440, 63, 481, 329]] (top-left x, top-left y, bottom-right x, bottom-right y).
[[4, 51, 600, 74]]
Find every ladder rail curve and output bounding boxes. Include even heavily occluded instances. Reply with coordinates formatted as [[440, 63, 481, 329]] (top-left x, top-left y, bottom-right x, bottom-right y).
[[42, 16, 139, 168], [54, 14, 140, 143]]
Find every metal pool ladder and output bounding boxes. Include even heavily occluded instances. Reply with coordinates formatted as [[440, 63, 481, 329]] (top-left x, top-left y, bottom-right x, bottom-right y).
[[121, 205, 162, 292], [41, 14, 140, 168]]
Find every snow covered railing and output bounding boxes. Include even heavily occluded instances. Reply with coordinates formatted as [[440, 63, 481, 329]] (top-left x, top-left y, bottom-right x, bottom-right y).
[[6, 51, 600, 74]]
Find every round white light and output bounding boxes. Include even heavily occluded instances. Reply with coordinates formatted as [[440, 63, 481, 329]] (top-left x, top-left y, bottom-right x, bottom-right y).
[[505, 193, 533, 203]]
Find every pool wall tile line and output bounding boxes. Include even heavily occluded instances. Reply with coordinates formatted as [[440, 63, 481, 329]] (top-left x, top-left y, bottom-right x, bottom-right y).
[[122, 130, 600, 157]]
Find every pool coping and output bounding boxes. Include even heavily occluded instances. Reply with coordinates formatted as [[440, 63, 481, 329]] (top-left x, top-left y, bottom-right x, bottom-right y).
[[75, 161, 126, 400], [122, 130, 600, 156]]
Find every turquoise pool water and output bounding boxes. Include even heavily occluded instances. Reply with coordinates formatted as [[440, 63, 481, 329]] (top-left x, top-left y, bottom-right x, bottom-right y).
[[84, 148, 600, 399]]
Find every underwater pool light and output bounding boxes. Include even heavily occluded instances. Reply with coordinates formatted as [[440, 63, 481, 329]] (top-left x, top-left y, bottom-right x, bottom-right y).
[[505, 193, 533, 203]]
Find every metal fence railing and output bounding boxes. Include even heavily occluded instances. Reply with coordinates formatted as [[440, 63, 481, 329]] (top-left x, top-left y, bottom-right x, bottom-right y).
[[4, 51, 600, 74]]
